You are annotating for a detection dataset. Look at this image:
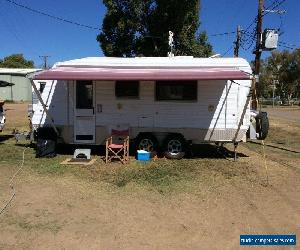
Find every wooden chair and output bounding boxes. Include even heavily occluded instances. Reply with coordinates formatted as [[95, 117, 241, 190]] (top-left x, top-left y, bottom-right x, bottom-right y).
[[105, 129, 129, 164]]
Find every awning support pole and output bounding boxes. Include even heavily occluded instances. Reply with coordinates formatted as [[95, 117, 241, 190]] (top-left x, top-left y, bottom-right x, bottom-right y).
[[233, 77, 255, 142], [234, 142, 238, 161], [29, 79, 59, 136]]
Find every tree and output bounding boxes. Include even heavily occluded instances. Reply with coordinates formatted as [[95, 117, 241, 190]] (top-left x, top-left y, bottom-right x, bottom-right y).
[[259, 49, 300, 103], [256, 59, 272, 97], [0, 54, 34, 68], [97, 0, 212, 57]]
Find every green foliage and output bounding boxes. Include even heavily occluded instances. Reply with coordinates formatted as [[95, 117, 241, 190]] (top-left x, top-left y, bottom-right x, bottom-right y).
[[259, 49, 300, 101], [97, 0, 212, 57], [0, 54, 34, 68]]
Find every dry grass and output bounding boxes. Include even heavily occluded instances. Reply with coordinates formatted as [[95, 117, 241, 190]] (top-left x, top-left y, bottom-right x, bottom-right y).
[[88, 158, 261, 194], [1, 103, 299, 249], [2, 104, 299, 194], [242, 108, 300, 178], [4, 103, 30, 131], [0, 136, 259, 195]]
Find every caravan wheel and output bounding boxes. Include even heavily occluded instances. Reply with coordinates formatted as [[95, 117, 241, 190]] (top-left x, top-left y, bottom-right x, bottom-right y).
[[163, 135, 186, 159], [256, 112, 269, 140], [135, 133, 158, 158]]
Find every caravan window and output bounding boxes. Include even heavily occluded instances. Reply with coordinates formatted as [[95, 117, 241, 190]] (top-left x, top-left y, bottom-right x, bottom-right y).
[[39, 82, 46, 93], [156, 81, 197, 101], [76, 81, 93, 109], [115, 81, 139, 98]]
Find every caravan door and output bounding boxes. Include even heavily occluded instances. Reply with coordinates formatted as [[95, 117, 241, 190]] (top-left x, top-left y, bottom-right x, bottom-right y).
[[74, 80, 95, 144]]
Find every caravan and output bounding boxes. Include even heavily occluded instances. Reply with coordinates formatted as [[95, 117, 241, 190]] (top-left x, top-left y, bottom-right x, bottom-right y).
[[30, 56, 268, 159]]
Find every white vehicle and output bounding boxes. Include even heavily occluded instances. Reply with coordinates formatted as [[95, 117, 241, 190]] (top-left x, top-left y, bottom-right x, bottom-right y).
[[0, 80, 15, 132], [0, 101, 5, 132], [30, 56, 268, 158]]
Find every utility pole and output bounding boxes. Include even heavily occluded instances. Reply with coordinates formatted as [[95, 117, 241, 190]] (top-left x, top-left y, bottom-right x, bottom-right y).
[[39, 55, 50, 69], [272, 80, 277, 108], [234, 25, 241, 57], [252, 0, 264, 110]]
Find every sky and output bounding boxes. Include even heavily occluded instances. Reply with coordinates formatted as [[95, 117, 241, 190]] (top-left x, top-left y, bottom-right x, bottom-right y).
[[0, 0, 299, 68]]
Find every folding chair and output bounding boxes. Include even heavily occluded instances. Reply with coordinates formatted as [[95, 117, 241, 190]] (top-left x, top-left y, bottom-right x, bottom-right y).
[[105, 129, 129, 164]]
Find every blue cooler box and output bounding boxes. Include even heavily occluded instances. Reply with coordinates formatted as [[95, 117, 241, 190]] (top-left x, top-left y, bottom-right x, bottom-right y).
[[137, 150, 150, 161]]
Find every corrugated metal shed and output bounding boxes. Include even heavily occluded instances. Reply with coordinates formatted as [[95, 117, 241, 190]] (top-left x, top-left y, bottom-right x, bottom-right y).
[[0, 68, 41, 101]]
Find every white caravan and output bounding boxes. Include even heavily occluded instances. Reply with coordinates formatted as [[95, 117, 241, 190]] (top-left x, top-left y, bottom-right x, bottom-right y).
[[30, 56, 267, 159]]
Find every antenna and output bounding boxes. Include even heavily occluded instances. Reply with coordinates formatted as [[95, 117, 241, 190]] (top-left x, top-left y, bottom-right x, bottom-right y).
[[168, 31, 175, 57]]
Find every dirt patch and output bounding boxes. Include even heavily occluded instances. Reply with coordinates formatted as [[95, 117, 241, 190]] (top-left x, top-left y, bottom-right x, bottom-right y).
[[263, 106, 300, 122], [0, 103, 299, 249], [3, 102, 30, 131], [0, 147, 299, 249], [246, 106, 300, 170]]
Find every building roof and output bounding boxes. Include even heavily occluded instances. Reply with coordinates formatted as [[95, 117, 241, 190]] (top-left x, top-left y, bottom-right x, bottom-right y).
[[0, 68, 42, 76]]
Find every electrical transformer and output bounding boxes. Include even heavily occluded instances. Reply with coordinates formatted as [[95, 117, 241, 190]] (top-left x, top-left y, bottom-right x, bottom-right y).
[[262, 29, 278, 50]]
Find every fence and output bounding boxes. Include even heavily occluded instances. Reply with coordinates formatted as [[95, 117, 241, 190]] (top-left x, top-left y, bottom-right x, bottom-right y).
[[259, 97, 300, 107]]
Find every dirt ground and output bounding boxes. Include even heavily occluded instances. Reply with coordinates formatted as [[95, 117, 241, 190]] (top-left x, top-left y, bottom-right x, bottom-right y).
[[3, 103, 30, 131], [0, 104, 299, 249], [263, 106, 300, 122]]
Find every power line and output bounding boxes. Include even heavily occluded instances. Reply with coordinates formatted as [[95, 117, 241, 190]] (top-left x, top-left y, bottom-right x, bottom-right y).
[[210, 0, 280, 42], [242, 30, 298, 50], [263, 0, 287, 17], [278, 41, 298, 50], [242, 23, 299, 49], [243, 15, 258, 34], [228, 0, 288, 52], [3, 0, 101, 31], [220, 1, 290, 57], [242, 0, 285, 36], [0, 3, 40, 56], [278, 44, 295, 50], [209, 31, 236, 37], [241, 30, 256, 50], [278, 41, 298, 48], [222, 44, 234, 57]]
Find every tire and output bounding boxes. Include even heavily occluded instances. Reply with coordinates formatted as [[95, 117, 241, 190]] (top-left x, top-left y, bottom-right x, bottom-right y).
[[162, 134, 186, 159], [135, 133, 158, 158], [256, 112, 269, 140]]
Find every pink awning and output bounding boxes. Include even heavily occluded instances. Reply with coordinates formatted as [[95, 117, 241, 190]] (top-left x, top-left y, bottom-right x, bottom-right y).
[[33, 67, 250, 81]]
